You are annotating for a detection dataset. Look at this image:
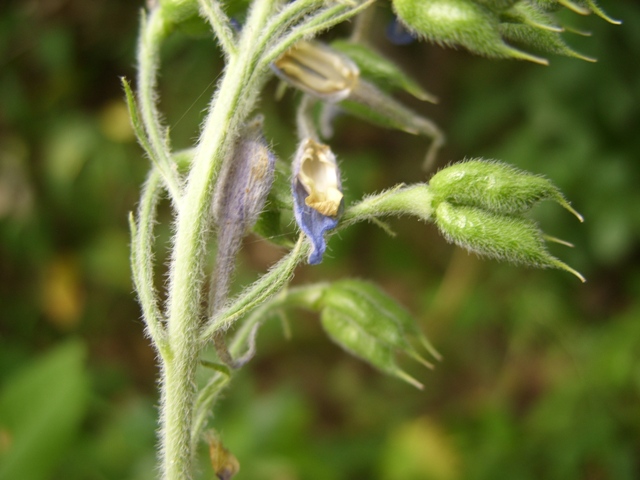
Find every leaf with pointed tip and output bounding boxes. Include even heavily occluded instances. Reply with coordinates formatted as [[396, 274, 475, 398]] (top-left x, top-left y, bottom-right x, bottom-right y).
[[500, 23, 596, 61], [331, 40, 438, 102]]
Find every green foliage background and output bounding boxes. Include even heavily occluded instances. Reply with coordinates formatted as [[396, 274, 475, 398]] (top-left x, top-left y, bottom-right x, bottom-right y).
[[1, 1, 638, 479]]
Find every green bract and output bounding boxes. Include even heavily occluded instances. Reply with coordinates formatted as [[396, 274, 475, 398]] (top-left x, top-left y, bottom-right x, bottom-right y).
[[319, 280, 440, 389], [500, 23, 595, 62], [160, 0, 199, 25]]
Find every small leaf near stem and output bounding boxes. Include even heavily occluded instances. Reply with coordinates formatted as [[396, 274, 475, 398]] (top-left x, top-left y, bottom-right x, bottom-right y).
[[198, 0, 238, 58], [129, 169, 169, 359], [136, 9, 184, 206]]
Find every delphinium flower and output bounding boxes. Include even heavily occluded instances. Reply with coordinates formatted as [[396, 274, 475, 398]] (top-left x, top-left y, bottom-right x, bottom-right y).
[[124, 1, 617, 478]]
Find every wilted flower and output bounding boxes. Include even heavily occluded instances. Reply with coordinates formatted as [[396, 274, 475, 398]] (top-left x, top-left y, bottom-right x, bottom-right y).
[[211, 117, 277, 310], [292, 138, 343, 264], [212, 117, 276, 233], [272, 40, 360, 102]]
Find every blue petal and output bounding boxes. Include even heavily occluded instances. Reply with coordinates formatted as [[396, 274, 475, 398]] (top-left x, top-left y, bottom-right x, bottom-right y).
[[292, 179, 340, 265], [386, 19, 416, 46]]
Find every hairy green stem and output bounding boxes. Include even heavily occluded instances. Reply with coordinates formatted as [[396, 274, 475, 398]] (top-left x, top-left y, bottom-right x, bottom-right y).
[[129, 169, 169, 359], [199, 235, 309, 343], [130, 1, 383, 478], [159, 1, 278, 478], [191, 281, 327, 446], [197, 0, 237, 57], [137, 9, 183, 205]]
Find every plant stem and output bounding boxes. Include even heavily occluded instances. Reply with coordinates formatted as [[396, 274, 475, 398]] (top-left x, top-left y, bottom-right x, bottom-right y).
[[137, 9, 183, 205], [159, 2, 277, 478]]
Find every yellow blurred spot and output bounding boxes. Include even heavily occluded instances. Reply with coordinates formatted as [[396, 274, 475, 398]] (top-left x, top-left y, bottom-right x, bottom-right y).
[[0, 427, 12, 454], [42, 257, 85, 330], [99, 100, 135, 143], [380, 416, 459, 480], [0, 136, 33, 221]]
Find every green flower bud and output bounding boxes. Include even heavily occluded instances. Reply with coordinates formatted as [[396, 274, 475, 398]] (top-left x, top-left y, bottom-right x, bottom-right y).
[[434, 202, 585, 281], [429, 160, 583, 220], [393, 0, 547, 64], [319, 280, 440, 389], [344, 160, 584, 280]]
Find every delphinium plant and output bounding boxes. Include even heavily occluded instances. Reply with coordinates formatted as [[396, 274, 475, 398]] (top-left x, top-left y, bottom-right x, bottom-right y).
[[124, 0, 617, 478]]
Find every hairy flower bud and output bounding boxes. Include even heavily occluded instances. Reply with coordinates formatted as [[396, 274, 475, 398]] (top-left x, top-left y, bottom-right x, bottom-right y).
[[272, 40, 360, 102], [428, 160, 584, 280], [292, 138, 343, 264], [433, 201, 585, 281], [429, 159, 583, 220], [320, 280, 439, 389], [344, 159, 584, 280], [392, 0, 547, 64]]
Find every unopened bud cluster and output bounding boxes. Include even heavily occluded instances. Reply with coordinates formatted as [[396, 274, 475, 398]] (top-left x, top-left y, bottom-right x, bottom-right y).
[[392, 0, 619, 64], [428, 160, 584, 280], [345, 160, 584, 281]]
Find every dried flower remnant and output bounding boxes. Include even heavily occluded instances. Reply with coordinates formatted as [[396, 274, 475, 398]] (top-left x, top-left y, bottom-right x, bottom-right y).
[[292, 138, 343, 264], [209, 118, 276, 366], [206, 432, 240, 480], [273, 40, 360, 102]]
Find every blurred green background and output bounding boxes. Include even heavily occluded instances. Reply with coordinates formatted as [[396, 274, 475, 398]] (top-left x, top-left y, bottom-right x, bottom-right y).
[[1, 1, 639, 479]]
